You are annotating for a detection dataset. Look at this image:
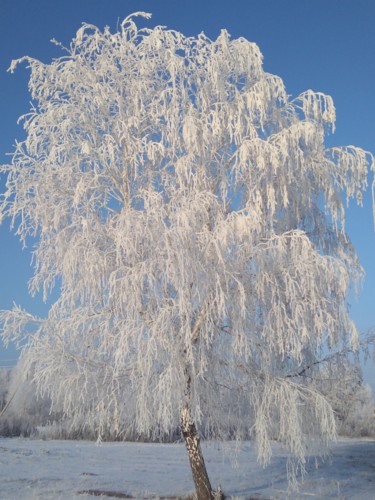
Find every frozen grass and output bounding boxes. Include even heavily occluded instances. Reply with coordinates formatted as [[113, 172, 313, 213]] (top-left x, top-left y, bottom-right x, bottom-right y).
[[0, 437, 374, 499]]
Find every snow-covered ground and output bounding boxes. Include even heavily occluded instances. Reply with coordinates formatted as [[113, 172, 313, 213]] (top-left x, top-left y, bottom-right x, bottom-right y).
[[0, 437, 374, 499]]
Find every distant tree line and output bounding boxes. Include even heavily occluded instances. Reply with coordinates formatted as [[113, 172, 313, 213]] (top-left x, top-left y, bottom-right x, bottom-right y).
[[1, 355, 374, 440]]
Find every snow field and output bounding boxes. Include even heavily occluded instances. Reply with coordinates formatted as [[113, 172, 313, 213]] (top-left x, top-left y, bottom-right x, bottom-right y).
[[0, 438, 374, 499]]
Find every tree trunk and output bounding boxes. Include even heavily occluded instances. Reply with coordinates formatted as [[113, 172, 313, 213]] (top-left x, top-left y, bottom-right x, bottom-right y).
[[180, 404, 214, 500]]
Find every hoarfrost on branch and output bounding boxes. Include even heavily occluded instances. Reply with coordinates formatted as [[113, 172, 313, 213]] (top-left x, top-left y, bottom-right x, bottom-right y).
[[1, 12, 374, 477]]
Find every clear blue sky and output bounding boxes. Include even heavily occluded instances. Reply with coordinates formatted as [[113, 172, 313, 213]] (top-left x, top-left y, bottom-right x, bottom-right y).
[[0, 0, 374, 390]]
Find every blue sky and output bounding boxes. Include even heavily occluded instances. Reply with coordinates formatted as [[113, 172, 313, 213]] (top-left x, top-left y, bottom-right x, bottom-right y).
[[0, 0, 374, 390]]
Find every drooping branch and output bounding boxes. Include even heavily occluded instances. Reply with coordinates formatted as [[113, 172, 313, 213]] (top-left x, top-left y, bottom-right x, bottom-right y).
[[1, 12, 374, 495]]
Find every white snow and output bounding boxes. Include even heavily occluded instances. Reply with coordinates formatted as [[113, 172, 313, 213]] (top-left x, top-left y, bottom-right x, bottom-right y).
[[0, 437, 373, 499]]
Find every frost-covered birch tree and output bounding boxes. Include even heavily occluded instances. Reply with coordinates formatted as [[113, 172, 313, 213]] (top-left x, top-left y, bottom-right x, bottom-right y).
[[1, 12, 374, 499]]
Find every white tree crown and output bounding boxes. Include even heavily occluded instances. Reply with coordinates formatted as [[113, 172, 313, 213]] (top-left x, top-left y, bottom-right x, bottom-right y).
[[1, 12, 374, 471]]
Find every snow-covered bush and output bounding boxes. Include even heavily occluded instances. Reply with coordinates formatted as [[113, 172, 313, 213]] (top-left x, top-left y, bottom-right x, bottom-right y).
[[0, 367, 10, 410], [308, 358, 375, 438], [336, 383, 375, 437], [0, 357, 54, 437]]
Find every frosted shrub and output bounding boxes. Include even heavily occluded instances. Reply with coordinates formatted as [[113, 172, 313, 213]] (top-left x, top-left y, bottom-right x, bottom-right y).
[[0, 357, 54, 437], [0, 367, 10, 410], [307, 356, 375, 438], [337, 383, 375, 437]]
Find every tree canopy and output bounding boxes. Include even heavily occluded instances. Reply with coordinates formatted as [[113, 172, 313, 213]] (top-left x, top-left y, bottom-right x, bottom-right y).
[[1, 12, 374, 496]]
